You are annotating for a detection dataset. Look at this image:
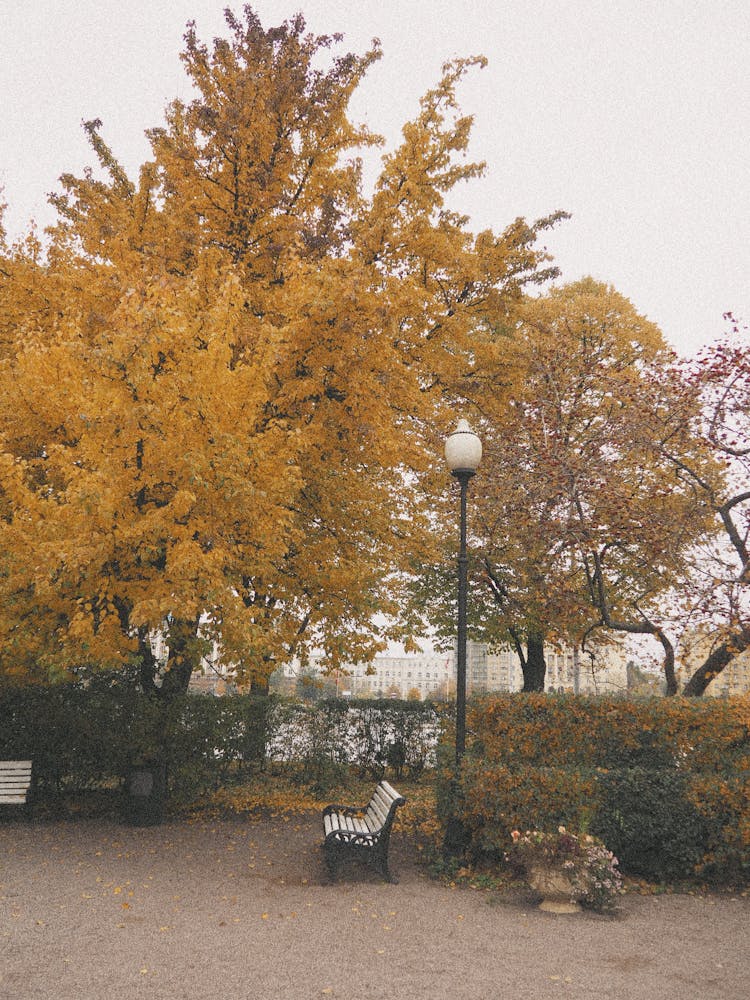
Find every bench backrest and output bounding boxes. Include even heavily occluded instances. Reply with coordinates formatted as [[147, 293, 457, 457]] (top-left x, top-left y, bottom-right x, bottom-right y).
[[364, 780, 405, 834], [0, 760, 33, 804]]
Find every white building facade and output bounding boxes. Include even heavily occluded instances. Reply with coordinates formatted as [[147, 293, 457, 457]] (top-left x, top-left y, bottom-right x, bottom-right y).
[[281, 639, 629, 699]]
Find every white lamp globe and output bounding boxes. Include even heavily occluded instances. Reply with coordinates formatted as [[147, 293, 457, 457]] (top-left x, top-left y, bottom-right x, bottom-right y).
[[445, 419, 482, 473]]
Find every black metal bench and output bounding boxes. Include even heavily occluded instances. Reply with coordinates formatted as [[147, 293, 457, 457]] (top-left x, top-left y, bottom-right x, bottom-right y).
[[0, 760, 33, 816], [322, 780, 406, 883]]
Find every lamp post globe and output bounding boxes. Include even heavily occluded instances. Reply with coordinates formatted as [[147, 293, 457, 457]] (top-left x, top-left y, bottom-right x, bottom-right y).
[[445, 419, 481, 768], [445, 418, 482, 476]]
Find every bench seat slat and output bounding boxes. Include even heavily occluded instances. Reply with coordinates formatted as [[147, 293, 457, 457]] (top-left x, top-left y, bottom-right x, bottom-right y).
[[0, 760, 33, 812], [366, 801, 389, 828], [364, 813, 381, 834], [373, 787, 395, 809], [371, 788, 393, 812], [378, 781, 401, 804]]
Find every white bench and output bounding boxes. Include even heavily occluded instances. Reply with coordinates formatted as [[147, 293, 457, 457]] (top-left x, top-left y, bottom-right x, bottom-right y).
[[0, 760, 33, 814], [322, 780, 406, 883]]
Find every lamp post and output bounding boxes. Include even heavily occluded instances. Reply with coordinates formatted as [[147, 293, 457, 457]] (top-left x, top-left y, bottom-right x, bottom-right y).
[[445, 418, 482, 767]]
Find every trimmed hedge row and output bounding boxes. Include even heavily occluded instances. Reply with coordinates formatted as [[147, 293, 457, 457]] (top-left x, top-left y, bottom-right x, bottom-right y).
[[0, 675, 270, 804], [456, 694, 750, 882], [0, 679, 440, 806], [467, 692, 750, 772]]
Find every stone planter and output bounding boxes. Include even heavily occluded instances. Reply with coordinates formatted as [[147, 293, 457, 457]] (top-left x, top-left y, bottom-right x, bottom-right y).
[[526, 864, 582, 913]]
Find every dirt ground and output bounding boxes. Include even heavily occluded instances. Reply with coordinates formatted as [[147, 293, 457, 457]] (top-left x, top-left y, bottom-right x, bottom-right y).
[[1, 814, 749, 1000]]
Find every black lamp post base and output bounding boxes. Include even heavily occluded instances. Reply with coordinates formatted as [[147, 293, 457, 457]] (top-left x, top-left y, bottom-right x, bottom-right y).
[[442, 814, 471, 858]]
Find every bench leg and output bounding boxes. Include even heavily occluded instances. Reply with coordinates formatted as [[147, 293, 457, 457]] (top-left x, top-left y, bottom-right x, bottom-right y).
[[372, 848, 398, 884], [322, 842, 339, 884], [384, 866, 399, 884], [322, 838, 398, 884]]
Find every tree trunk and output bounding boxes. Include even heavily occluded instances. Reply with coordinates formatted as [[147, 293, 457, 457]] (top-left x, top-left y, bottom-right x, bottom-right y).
[[522, 631, 546, 692], [251, 675, 270, 696], [683, 632, 750, 696], [158, 657, 194, 699], [656, 627, 678, 696], [160, 619, 199, 698], [137, 619, 198, 700], [137, 627, 160, 697]]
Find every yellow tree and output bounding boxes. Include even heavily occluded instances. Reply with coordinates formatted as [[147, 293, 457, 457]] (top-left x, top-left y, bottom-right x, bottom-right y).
[[0, 7, 563, 696]]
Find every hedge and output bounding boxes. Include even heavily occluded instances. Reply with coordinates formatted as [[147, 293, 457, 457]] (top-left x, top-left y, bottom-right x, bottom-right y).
[[0, 679, 440, 807], [455, 693, 750, 882], [0, 674, 271, 805], [467, 693, 750, 772], [268, 698, 441, 789]]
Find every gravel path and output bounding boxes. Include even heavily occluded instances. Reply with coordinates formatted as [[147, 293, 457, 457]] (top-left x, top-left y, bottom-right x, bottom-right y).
[[1, 815, 749, 1000]]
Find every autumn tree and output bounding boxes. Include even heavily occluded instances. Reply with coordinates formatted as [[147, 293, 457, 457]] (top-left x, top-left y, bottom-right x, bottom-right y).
[[0, 7, 562, 697], [433, 279, 714, 692], [453, 280, 744, 698], [636, 320, 750, 695]]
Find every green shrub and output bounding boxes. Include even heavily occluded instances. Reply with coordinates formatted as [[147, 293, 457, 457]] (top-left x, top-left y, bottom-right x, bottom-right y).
[[591, 767, 707, 881]]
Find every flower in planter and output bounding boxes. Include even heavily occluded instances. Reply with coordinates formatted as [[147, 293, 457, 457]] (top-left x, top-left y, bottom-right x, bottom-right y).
[[507, 826, 623, 912]]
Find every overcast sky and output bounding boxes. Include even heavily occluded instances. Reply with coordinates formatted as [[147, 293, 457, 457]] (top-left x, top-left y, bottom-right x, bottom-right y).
[[1, 1, 748, 357]]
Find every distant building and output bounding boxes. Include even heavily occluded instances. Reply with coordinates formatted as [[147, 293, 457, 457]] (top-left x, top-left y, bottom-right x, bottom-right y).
[[279, 638, 629, 699], [173, 625, 748, 698], [466, 640, 628, 695], [347, 649, 455, 700], [276, 647, 454, 700]]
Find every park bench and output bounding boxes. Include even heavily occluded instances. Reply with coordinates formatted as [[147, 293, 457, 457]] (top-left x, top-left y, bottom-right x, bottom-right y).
[[0, 760, 33, 815], [322, 780, 406, 883]]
